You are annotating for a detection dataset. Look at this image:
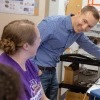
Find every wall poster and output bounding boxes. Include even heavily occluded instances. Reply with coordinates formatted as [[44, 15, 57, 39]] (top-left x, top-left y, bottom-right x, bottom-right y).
[[0, 0, 37, 15]]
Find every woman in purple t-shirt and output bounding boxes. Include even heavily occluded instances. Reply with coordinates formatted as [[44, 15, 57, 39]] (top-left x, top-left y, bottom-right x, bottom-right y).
[[0, 20, 49, 100]]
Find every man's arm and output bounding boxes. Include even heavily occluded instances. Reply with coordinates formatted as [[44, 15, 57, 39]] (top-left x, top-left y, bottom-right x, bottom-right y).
[[76, 33, 100, 59]]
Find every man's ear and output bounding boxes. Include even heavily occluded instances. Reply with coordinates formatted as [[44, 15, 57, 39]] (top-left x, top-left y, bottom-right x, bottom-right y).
[[23, 43, 29, 51]]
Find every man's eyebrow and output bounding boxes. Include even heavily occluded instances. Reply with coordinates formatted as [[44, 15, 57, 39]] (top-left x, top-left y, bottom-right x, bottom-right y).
[[84, 19, 93, 27], [87, 21, 94, 27], [83, 19, 88, 23]]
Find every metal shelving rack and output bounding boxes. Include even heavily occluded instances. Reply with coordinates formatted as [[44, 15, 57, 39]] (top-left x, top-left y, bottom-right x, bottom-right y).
[[58, 54, 100, 100]]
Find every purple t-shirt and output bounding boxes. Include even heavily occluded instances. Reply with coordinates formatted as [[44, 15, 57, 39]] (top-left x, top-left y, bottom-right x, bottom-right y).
[[0, 53, 42, 100]]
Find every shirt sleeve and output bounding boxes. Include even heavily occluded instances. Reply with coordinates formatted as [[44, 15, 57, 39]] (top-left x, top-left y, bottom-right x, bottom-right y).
[[76, 33, 100, 59], [38, 18, 56, 44], [34, 64, 39, 72]]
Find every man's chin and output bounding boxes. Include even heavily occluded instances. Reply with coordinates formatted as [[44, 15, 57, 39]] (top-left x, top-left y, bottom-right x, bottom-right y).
[[76, 29, 84, 33], [75, 31, 81, 33], [74, 29, 81, 33]]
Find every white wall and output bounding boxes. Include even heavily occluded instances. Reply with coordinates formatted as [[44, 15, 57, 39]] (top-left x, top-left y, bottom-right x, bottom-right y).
[[49, 0, 67, 16], [82, 0, 88, 7], [49, 0, 59, 16], [58, 0, 67, 15]]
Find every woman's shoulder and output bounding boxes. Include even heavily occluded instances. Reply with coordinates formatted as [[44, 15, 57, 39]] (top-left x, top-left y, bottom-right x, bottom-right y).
[[26, 59, 38, 73], [0, 53, 9, 63]]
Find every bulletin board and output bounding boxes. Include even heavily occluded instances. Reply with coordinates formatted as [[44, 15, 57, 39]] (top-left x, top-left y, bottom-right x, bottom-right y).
[[88, 0, 100, 13], [0, 0, 39, 16]]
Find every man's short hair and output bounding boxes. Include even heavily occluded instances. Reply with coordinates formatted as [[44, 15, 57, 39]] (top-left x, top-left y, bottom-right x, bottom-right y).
[[81, 5, 100, 21]]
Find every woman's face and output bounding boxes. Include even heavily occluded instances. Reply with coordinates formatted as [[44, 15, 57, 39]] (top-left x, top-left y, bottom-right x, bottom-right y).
[[28, 26, 41, 57]]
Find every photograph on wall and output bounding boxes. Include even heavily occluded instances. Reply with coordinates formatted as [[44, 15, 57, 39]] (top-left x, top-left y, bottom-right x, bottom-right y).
[[0, 0, 36, 15]]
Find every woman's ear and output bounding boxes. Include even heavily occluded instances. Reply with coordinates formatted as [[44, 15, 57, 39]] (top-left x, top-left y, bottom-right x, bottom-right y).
[[23, 43, 29, 51]]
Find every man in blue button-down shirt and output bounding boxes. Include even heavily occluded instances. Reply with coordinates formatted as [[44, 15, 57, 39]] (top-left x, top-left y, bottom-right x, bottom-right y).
[[32, 6, 100, 100]]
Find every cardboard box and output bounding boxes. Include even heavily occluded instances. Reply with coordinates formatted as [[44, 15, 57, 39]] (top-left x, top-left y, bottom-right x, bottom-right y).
[[66, 91, 89, 100], [64, 66, 79, 85]]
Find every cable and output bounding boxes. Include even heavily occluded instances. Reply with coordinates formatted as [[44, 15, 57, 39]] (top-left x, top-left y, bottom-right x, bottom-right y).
[[94, 96, 96, 100], [95, 78, 100, 85], [82, 78, 100, 100], [82, 92, 87, 100], [82, 84, 93, 100]]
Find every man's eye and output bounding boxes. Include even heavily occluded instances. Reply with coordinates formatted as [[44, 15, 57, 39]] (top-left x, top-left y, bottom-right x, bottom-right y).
[[83, 20, 87, 23], [88, 26, 92, 28]]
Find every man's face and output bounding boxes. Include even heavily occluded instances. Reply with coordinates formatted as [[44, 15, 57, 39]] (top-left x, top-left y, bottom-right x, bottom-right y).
[[73, 11, 98, 33]]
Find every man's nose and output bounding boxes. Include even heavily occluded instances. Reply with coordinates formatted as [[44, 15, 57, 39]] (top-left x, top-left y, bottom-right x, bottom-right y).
[[82, 24, 89, 31], [82, 24, 88, 29]]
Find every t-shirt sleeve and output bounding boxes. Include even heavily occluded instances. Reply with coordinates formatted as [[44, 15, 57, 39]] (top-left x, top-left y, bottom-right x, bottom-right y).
[[26, 59, 39, 75]]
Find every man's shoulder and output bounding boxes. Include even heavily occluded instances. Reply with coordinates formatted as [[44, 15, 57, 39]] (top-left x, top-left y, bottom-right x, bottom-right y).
[[45, 15, 67, 21]]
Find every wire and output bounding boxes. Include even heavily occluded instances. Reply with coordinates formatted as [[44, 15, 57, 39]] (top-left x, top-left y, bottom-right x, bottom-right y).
[[82, 85, 93, 100], [82, 78, 100, 100], [95, 78, 100, 85], [83, 93, 87, 100], [94, 96, 96, 100]]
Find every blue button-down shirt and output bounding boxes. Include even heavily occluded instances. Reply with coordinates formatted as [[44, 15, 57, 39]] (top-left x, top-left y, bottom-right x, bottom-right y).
[[33, 14, 100, 67]]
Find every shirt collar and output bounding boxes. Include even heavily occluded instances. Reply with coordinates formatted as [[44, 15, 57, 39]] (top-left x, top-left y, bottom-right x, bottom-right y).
[[65, 14, 74, 32]]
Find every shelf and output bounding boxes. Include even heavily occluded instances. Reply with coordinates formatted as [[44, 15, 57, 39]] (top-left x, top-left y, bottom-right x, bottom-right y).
[[59, 54, 100, 96], [60, 54, 100, 66], [59, 82, 88, 93]]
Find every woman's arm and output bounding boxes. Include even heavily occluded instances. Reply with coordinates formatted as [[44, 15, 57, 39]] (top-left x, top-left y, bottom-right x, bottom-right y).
[[38, 70, 42, 76]]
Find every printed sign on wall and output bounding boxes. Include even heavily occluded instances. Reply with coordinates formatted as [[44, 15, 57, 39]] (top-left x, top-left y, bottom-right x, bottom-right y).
[[0, 0, 36, 15]]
